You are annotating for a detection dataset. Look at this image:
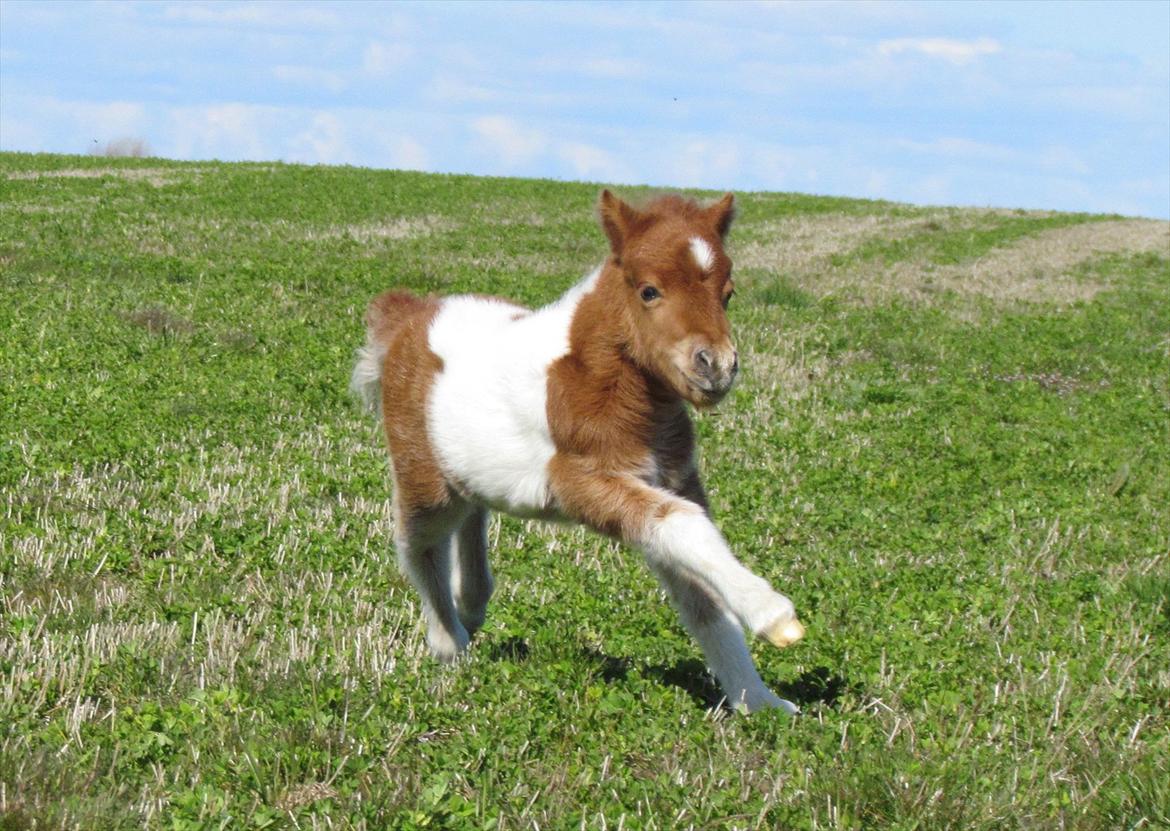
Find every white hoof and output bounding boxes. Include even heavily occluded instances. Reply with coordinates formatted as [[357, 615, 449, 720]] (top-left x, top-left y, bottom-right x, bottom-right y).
[[732, 688, 801, 715], [427, 624, 470, 663], [760, 616, 806, 648]]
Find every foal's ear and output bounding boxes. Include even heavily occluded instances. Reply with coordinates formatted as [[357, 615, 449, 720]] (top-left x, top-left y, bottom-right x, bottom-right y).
[[705, 192, 737, 239], [597, 189, 639, 258]]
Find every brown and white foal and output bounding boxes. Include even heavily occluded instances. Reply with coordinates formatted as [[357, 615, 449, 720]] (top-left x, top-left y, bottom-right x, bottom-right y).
[[352, 191, 804, 713]]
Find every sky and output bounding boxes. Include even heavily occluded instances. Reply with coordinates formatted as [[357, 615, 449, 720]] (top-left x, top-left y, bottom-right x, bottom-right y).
[[2, 0, 1168, 218]]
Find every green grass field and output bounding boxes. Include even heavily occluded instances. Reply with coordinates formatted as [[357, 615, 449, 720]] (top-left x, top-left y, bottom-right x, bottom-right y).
[[1, 153, 1168, 830]]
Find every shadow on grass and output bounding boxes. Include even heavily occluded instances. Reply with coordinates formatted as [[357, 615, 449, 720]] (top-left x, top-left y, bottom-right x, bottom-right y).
[[776, 666, 854, 708], [485, 636, 854, 713], [485, 636, 531, 663], [584, 648, 854, 712]]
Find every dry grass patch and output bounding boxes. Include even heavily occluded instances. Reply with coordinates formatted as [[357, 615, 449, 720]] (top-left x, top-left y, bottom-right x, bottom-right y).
[[450, 250, 581, 278], [275, 782, 339, 811], [301, 215, 457, 245], [733, 211, 959, 275], [827, 219, 1167, 306], [926, 218, 1170, 304], [4, 167, 195, 187], [735, 212, 1168, 308], [121, 306, 195, 337]]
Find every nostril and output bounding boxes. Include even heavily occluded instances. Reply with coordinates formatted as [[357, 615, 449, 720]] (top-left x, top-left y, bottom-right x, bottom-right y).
[[695, 348, 714, 371], [731, 352, 739, 373]]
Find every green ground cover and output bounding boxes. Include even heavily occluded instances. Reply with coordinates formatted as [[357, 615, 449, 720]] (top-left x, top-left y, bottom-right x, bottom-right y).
[[1, 153, 1167, 829]]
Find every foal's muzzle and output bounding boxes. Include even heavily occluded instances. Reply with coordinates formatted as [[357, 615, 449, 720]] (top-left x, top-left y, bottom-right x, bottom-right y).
[[687, 344, 739, 403]]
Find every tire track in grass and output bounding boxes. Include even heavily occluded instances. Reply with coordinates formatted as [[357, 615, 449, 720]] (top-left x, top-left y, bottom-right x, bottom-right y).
[[734, 209, 1168, 307], [905, 218, 1170, 305]]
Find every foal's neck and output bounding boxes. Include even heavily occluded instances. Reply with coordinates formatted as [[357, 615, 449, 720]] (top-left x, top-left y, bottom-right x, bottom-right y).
[[565, 265, 686, 425]]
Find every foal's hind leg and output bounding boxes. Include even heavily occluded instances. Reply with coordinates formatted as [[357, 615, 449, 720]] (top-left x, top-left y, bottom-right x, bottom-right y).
[[651, 565, 799, 714], [452, 506, 493, 637], [395, 500, 473, 662]]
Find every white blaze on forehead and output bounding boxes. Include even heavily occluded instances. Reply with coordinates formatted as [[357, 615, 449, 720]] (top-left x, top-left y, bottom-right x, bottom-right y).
[[689, 237, 714, 272]]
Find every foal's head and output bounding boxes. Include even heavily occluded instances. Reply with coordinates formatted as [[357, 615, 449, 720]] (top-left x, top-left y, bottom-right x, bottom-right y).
[[598, 190, 738, 407]]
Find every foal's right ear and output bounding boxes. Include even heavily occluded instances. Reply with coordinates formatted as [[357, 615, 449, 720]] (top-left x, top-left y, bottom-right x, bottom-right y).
[[597, 189, 639, 259]]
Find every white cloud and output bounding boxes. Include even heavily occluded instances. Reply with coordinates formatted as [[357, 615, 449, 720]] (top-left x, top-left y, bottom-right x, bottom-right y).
[[877, 37, 1001, 65], [363, 41, 413, 76], [74, 100, 148, 143], [386, 136, 430, 171], [895, 137, 1093, 177], [671, 139, 742, 189], [896, 137, 1019, 163], [907, 173, 955, 205], [557, 141, 626, 181], [535, 55, 647, 80], [272, 65, 346, 93], [426, 76, 502, 104], [580, 57, 646, 79], [169, 103, 270, 160], [1045, 84, 1164, 120], [163, 2, 337, 29], [1038, 145, 1090, 176], [5, 97, 149, 151], [471, 116, 546, 167], [864, 170, 891, 199], [287, 113, 352, 164]]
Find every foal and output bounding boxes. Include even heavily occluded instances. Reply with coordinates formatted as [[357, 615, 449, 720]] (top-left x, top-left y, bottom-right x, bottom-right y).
[[352, 190, 804, 713]]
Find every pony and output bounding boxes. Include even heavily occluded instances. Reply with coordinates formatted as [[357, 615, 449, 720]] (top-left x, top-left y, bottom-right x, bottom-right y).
[[352, 190, 804, 713]]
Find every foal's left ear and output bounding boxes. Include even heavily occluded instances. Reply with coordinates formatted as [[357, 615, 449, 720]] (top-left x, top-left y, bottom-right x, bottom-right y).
[[598, 189, 640, 259], [704, 193, 737, 239]]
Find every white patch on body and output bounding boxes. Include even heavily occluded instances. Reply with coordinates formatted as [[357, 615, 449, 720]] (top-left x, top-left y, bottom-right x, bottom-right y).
[[426, 267, 602, 516], [689, 236, 714, 272]]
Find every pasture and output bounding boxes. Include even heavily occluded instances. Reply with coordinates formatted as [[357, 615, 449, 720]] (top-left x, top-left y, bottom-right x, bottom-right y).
[[1, 152, 1167, 829]]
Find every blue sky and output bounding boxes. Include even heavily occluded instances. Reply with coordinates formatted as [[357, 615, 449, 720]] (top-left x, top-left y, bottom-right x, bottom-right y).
[[2, 0, 1168, 217]]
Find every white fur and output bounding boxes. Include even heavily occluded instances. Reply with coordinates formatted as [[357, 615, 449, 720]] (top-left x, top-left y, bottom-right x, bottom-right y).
[[426, 267, 602, 516], [651, 563, 798, 714], [689, 236, 714, 272], [643, 508, 796, 635], [350, 338, 388, 415]]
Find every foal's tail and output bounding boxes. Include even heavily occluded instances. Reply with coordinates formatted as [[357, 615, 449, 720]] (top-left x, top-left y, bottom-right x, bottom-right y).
[[350, 289, 429, 417]]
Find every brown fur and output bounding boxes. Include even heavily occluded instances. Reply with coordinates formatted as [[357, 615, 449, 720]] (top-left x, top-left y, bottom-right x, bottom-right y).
[[367, 291, 452, 514]]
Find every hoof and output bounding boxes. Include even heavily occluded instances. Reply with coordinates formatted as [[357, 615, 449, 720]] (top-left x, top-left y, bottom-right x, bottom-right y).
[[733, 689, 801, 715], [761, 617, 805, 648]]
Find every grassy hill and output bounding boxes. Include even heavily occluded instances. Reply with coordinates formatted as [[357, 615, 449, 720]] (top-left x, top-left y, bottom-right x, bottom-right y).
[[1, 152, 1167, 830]]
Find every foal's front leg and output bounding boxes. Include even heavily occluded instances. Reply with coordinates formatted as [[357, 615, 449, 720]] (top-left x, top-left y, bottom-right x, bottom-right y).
[[647, 503, 806, 649], [550, 461, 803, 710], [651, 565, 798, 713]]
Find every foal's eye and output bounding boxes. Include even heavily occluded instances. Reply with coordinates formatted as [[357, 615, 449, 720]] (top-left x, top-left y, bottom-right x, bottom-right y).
[[639, 285, 661, 303]]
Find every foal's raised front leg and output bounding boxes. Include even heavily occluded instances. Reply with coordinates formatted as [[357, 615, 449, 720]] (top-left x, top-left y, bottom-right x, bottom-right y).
[[550, 459, 803, 711], [654, 469, 799, 712], [650, 565, 798, 713]]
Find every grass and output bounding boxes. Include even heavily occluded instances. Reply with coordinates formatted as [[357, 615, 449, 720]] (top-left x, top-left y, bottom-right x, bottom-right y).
[[1, 152, 1168, 830]]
